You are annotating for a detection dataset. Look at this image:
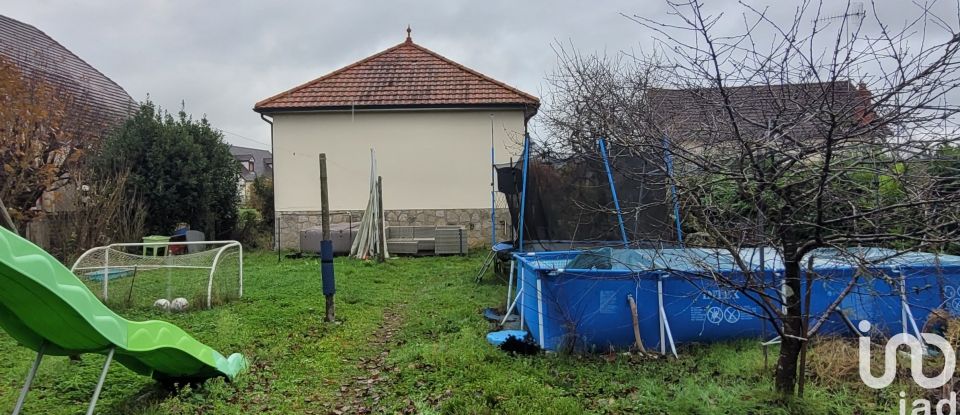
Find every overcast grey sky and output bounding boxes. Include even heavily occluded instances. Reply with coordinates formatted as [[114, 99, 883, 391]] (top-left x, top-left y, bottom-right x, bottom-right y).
[[3, 0, 956, 150]]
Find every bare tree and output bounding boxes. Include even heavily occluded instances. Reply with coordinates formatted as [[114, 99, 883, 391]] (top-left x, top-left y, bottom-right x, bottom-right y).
[[541, 45, 655, 155], [0, 55, 109, 228], [545, 0, 960, 396]]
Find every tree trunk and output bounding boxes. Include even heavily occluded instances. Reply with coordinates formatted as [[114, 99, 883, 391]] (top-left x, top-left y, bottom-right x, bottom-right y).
[[775, 259, 803, 394]]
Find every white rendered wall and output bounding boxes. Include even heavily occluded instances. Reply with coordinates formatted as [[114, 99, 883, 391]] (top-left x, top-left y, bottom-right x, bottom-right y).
[[271, 109, 526, 212]]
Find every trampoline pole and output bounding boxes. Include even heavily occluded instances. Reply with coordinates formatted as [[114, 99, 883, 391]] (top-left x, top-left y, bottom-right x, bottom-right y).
[[491, 114, 496, 247], [663, 136, 684, 247], [598, 138, 629, 248], [518, 133, 531, 252], [508, 156, 514, 242]]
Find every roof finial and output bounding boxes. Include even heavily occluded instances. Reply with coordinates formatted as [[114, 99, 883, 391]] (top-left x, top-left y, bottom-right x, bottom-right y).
[[406, 25, 412, 43]]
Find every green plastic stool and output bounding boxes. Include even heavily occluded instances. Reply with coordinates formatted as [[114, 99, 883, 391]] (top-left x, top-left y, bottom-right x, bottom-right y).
[[142, 235, 171, 256]]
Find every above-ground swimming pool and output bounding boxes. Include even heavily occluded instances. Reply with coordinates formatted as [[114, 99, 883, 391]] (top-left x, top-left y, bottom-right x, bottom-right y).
[[509, 248, 960, 353]]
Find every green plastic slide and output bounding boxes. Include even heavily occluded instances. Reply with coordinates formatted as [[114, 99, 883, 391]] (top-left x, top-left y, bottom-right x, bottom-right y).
[[0, 226, 247, 382]]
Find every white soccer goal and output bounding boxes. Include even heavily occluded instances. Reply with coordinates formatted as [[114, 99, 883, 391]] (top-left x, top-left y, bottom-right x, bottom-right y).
[[70, 240, 243, 310]]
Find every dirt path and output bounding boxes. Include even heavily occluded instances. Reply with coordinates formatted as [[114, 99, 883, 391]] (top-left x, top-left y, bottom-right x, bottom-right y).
[[328, 306, 412, 414]]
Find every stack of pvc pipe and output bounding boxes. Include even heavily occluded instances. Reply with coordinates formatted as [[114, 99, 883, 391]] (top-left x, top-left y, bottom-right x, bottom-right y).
[[350, 149, 389, 260]]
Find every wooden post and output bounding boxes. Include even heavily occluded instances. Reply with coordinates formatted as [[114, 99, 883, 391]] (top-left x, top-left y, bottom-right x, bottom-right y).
[[319, 155, 330, 241], [319, 154, 335, 322], [376, 176, 385, 263]]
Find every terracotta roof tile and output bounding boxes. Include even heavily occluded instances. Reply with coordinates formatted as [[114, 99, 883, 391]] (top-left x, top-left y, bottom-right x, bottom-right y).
[[254, 37, 539, 116]]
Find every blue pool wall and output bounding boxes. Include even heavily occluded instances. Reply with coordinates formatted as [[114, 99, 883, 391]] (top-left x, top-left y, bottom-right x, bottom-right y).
[[512, 249, 960, 352]]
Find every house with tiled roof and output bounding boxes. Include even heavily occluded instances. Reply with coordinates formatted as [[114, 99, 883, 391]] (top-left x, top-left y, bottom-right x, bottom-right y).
[[229, 145, 273, 203], [647, 81, 882, 154], [0, 15, 136, 128], [255, 29, 538, 248]]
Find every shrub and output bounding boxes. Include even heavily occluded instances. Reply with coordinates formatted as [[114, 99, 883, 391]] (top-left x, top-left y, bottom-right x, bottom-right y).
[[233, 208, 270, 249], [47, 170, 146, 262], [93, 101, 240, 239], [249, 177, 274, 228]]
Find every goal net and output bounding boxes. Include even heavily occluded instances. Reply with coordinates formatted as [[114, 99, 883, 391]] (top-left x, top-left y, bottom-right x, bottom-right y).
[[70, 241, 243, 312]]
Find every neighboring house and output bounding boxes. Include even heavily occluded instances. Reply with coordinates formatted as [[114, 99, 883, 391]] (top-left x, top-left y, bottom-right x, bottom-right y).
[[647, 81, 880, 154], [0, 15, 136, 247], [229, 145, 273, 203], [0, 15, 136, 131], [254, 30, 539, 248]]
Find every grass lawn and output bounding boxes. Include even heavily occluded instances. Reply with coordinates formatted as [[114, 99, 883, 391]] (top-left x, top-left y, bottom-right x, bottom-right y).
[[0, 252, 908, 414]]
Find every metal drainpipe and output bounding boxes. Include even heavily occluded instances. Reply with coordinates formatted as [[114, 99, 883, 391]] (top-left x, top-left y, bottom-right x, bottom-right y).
[[259, 113, 276, 251]]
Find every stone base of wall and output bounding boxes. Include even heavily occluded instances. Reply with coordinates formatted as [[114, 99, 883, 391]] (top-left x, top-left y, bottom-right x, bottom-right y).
[[276, 208, 512, 251], [276, 211, 356, 251]]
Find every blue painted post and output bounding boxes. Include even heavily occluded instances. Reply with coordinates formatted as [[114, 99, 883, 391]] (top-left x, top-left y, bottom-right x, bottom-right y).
[[598, 138, 629, 248], [663, 136, 684, 246], [517, 133, 531, 252], [321, 240, 335, 295]]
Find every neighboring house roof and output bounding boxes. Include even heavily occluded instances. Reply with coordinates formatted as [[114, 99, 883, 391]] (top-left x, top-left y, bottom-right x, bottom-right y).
[[254, 30, 539, 118], [229, 145, 273, 182], [648, 81, 880, 148], [0, 14, 136, 125]]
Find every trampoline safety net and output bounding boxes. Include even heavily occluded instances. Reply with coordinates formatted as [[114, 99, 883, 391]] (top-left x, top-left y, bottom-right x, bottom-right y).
[[496, 143, 676, 251]]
